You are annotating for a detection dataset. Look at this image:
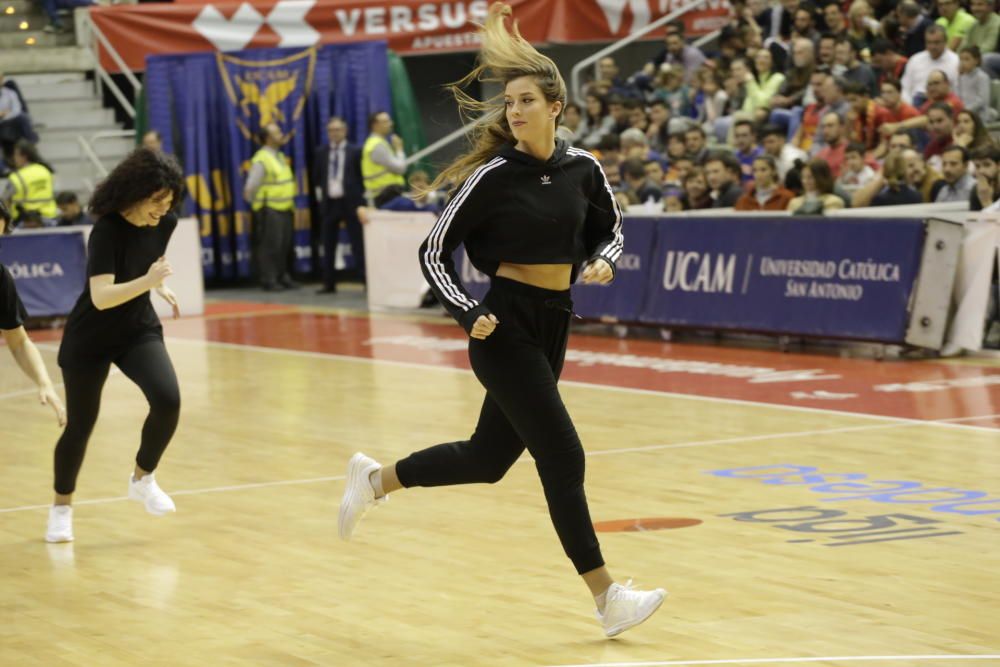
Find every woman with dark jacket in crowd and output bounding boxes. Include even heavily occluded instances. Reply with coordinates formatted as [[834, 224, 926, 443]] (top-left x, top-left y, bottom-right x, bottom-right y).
[[787, 159, 846, 213]]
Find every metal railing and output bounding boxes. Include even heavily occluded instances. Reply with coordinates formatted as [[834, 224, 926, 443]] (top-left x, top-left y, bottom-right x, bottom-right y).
[[569, 0, 709, 106], [693, 27, 722, 49], [77, 129, 136, 193], [405, 123, 474, 168], [407, 10, 721, 167], [408, 24, 723, 169], [79, 10, 141, 119]]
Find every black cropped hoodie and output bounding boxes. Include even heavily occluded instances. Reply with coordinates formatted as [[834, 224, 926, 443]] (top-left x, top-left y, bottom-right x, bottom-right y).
[[418, 139, 623, 332]]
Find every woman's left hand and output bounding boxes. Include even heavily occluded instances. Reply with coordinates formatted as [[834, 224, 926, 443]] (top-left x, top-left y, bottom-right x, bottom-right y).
[[39, 384, 66, 427], [581, 258, 614, 285], [156, 285, 181, 319]]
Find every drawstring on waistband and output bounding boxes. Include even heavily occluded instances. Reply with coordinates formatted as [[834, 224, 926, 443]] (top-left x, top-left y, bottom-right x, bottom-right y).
[[544, 298, 583, 319]]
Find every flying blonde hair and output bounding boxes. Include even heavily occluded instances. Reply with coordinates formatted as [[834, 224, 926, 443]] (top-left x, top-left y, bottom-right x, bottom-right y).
[[425, 2, 567, 194]]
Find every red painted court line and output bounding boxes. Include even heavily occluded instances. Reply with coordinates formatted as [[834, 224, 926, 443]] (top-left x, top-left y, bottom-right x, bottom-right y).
[[203, 301, 293, 316], [160, 310, 1000, 427]]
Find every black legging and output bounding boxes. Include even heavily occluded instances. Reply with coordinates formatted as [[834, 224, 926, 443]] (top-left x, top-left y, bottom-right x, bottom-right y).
[[396, 276, 604, 575], [54, 338, 180, 495]]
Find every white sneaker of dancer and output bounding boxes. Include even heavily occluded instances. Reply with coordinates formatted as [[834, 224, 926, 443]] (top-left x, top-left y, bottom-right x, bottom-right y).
[[128, 473, 176, 516], [596, 580, 667, 637], [338, 452, 387, 540], [45, 505, 74, 543]]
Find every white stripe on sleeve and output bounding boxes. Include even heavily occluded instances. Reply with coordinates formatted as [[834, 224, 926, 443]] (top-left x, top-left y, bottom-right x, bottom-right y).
[[422, 157, 506, 311]]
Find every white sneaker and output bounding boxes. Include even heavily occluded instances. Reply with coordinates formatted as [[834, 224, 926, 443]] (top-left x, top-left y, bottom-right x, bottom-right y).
[[338, 452, 386, 540], [45, 505, 74, 543], [128, 473, 176, 516], [596, 579, 667, 637]]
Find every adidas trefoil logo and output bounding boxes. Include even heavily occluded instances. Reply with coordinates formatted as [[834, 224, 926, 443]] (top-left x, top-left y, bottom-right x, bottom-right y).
[[540, 174, 552, 185]]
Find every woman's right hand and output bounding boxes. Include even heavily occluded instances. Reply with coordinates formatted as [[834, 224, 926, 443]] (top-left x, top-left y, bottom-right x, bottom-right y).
[[976, 176, 994, 205], [146, 256, 173, 287], [470, 314, 499, 340]]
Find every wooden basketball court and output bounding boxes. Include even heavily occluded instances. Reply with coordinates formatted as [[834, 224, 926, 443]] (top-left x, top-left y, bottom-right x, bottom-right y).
[[2, 303, 998, 666]]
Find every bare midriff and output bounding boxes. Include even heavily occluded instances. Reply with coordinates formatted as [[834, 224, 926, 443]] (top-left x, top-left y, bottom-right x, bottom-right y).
[[495, 262, 572, 290]]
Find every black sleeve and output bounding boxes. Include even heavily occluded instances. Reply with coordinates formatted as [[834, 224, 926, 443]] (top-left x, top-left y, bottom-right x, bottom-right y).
[[970, 188, 982, 212], [716, 184, 743, 208], [0, 265, 28, 330], [313, 146, 326, 195], [929, 180, 946, 203], [350, 147, 365, 201], [86, 218, 117, 277], [418, 158, 504, 333], [581, 157, 624, 281]]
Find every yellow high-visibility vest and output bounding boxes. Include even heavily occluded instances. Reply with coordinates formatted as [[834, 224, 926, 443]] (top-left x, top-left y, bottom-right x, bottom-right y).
[[361, 135, 405, 199], [11, 162, 57, 219], [250, 148, 295, 212]]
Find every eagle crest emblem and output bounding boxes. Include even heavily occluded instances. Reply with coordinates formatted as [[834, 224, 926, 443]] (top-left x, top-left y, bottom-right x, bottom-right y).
[[217, 47, 316, 140]]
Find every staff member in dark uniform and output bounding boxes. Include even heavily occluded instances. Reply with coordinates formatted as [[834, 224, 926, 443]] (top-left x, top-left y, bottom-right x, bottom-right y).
[[0, 200, 65, 426], [336, 2, 665, 639], [46, 148, 185, 544]]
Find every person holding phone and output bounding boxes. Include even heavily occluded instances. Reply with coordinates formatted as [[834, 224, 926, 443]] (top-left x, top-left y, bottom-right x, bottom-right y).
[[361, 111, 407, 208]]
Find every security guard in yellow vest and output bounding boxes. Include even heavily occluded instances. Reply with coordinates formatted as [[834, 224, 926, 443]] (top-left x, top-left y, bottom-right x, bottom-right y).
[[244, 123, 296, 291], [9, 140, 58, 226], [361, 111, 406, 207]]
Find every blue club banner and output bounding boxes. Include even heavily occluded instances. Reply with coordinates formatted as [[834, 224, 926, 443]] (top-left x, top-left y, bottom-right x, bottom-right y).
[[640, 217, 926, 341], [0, 232, 87, 317], [146, 42, 392, 280]]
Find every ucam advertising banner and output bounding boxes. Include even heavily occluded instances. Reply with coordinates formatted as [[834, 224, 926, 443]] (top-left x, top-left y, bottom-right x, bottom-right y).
[[571, 215, 657, 321], [640, 217, 927, 342], [457, 216, 926, 343], [90, 0, 730, 73]]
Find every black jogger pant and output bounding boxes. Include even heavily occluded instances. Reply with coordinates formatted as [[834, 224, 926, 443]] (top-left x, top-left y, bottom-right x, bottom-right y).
[[54, 338, 180, 495], [396, 276, 604, 575]]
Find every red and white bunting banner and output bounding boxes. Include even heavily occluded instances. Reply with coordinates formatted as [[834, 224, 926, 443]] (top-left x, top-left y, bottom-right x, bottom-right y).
[[90, 0, 731, 73]]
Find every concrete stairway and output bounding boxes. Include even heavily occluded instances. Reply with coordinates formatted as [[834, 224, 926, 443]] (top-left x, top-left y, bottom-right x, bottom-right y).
[[0, 0, 89, 73], [2, 0, 134, 204], [13, 71, 134, 203]]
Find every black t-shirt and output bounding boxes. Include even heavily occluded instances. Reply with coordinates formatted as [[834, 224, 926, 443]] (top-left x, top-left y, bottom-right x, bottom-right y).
[[58, 212, 177, 366], [0, 264, 28, 330]]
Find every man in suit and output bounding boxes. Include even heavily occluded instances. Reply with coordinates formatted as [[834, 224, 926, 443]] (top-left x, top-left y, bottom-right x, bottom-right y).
[[313, 116, 365, 293]]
